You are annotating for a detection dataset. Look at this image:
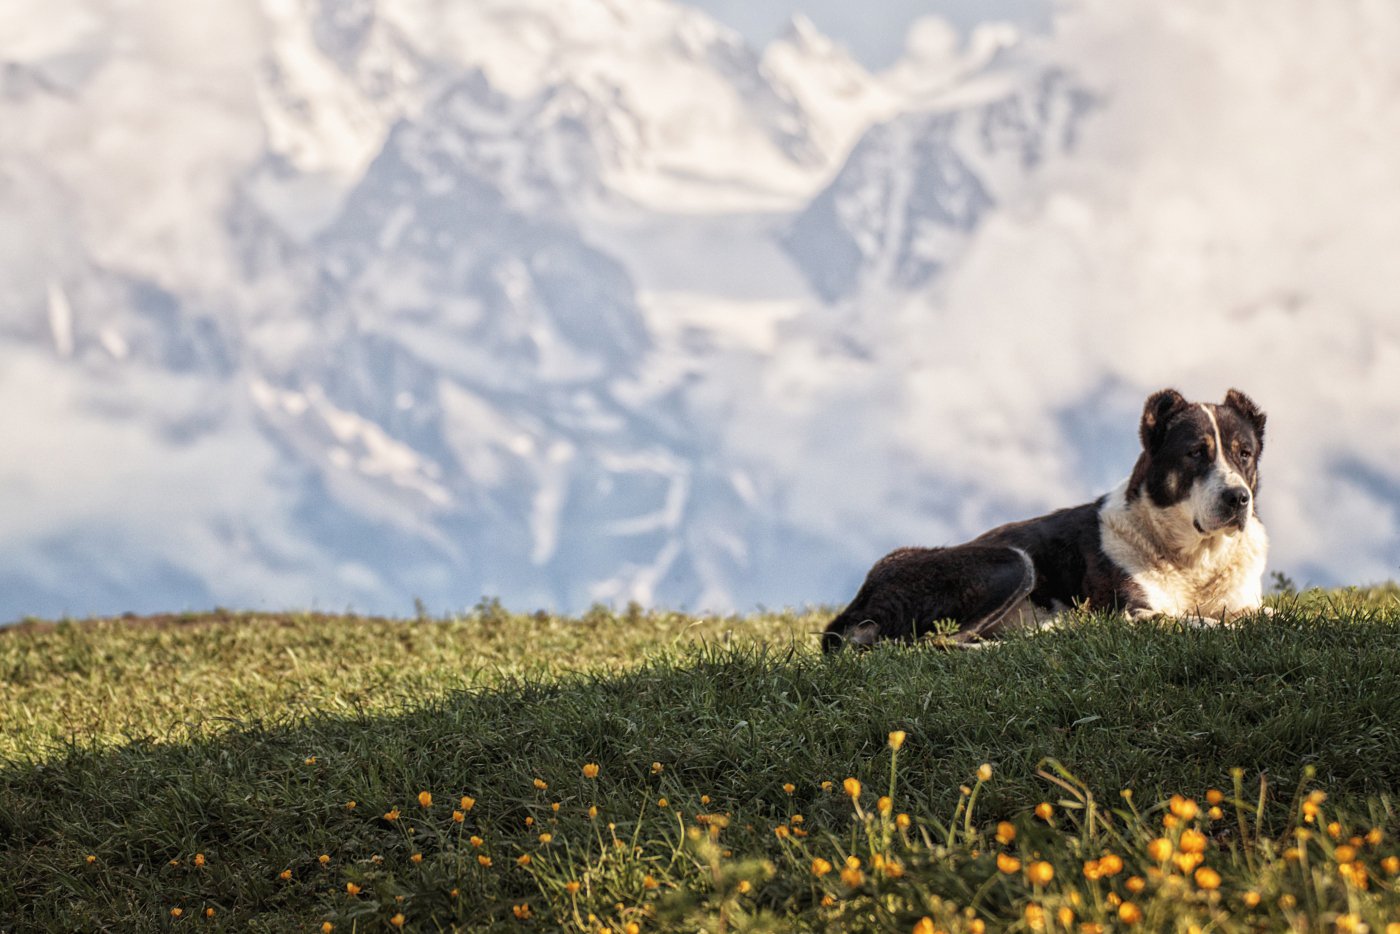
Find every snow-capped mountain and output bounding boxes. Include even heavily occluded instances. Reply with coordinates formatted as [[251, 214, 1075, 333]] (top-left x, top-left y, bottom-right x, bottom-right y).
[[783, 68, 1097, 301], [3, 0, 1399, 622]]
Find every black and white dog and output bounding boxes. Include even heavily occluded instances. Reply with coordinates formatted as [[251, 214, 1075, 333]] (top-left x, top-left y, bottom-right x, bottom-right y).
[[823, 388, 1269, 651]]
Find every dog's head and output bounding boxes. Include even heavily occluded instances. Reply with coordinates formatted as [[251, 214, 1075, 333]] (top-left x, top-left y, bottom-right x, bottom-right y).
[[1127, 388, 1266, 537]]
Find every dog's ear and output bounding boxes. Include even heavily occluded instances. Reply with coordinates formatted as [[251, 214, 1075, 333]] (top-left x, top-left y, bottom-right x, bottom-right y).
[[1223, 388, 1266, 444], [1139, 388, 1189, 450]]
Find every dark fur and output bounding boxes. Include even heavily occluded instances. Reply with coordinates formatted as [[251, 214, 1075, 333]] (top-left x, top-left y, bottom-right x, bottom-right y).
[[822, 388, 1267, 652]]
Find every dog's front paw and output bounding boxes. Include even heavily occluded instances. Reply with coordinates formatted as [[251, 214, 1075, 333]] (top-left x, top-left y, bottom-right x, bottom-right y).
[[1181, 615, 1221, 629]]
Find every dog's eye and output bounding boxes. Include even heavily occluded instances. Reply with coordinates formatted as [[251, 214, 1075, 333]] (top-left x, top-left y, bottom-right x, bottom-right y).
[[1239, 448, 1254, 461], [1191, 442, 1210, 459]]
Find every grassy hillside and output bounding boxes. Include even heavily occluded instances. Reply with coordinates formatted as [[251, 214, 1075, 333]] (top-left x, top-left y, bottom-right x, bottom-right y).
[[2, 589, 1399, 932]]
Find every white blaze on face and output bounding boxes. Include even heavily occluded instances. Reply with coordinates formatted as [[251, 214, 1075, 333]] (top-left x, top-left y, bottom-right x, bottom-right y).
[[1190, 404, 1250, 534]]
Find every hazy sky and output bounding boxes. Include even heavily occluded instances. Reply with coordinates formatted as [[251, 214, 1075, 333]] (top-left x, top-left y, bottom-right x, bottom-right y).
[[685, 0, 1053, 66]]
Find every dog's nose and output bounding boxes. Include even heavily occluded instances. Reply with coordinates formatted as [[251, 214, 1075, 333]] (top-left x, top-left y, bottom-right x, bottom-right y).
[[1221, 487, 1251, 511]]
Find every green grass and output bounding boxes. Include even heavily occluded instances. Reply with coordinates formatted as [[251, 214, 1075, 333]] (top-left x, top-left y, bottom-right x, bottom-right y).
[[2, 588, 1400, 931]]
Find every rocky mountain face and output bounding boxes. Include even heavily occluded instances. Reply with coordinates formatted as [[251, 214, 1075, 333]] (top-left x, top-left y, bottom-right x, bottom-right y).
[[1, 0, 1096, 619]]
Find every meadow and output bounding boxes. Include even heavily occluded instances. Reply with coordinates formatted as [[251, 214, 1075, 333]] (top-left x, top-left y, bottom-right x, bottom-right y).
[[2, 588, 1399, 932]]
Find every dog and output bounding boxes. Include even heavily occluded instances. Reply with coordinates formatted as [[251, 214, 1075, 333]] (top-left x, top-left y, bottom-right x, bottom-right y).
[[822, 388, 1269, 652]]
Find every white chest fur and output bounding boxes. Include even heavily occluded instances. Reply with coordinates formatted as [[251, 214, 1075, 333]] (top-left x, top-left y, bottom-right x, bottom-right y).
[[1099, 481, 1269, 618]]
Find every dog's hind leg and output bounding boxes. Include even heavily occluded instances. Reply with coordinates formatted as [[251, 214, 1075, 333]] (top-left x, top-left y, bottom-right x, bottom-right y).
[[945, 546, 1038, 645], [823, 545, 1037, 651]]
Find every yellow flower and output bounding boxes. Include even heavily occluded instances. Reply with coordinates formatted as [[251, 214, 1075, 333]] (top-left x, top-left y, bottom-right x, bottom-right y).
[[1335, 844, 1358, 862], [888, 730, 907, 751], [1083, 859, 1102, 881], [1382, 855, 1400, 875], [997, 853, 1022, 874], [1194, 866, 1221, 890], [811, 857, 833, 877], [657, 797, 668, 808], [345, 882, 361, 896], [304, 756, 317, 765], [1206, 788, 1224, 805], [737, 880, 752, 894], [1168, 795, 1200, 821], [512, 904, 531, 920], [588, 805, 599, 819], [1241, 891, 1261, 908], [882, 859, 904, 878], [839, 866, 864, 887], [389, 913, 405, 928], [1162, 813, 1180, 830], [783, 783, 796, 795], [845, 855, 861, 870], [539, 833, 552, 843], [1034, 802, 1053, 821], [643, 874, 659, 889], [700, 795, 711, 805], [524, 816, 535, 827], [170, 908, 183, 918], [551, 802, 560, 812], [995, 821, 1016, 844], [410, 852, 423, 864], [968, 921, 986, 934], [651, 761, 664, 774], [1057, 907, 1074, 928], [774, 825, 790, 839], [85, 855, 97, 865], [1278, 894, 1297, 910], [912, 919, 935, 934], [843, 778, 861, 799], [470, 835, 484, 847], [1178, 829, 1207, 854], [517, 854, 532, 867], [452, 810, 465, 823], [977, 763, 992, 783], [345, 800, 356, 810], [1027, 861, 1055, 886], [1175, 852, 1204, 873], [1126, 875, 1146, 893], [322, 924, 334, 934], [478, 855, 492, 867], [193, 853, 205, 868], [1024, 903, 1045, 931], [417, 790, 432, 808], [204, 908, 215, 919], [821, 781, 833, 792], [895, 813, 911, 830], [566, 881, 581, 894], [1207, 806, 1224, 820], [625, 924, 641, 934], [791, 814, 804, 824], [278, 869, 292, 881], [319, 854, 330, 865], [820, 894, 835, 907], [1366, 828, 1384, 846], [582, 763, 600, 779], [877, 796, 893, 814], [534, 778, 548, 790], [383, 808, 400, 822], [1117, 902, 1142, 925]]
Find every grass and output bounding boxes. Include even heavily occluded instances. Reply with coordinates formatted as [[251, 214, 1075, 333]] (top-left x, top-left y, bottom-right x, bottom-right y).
[[2, 587, 1399, 931]]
